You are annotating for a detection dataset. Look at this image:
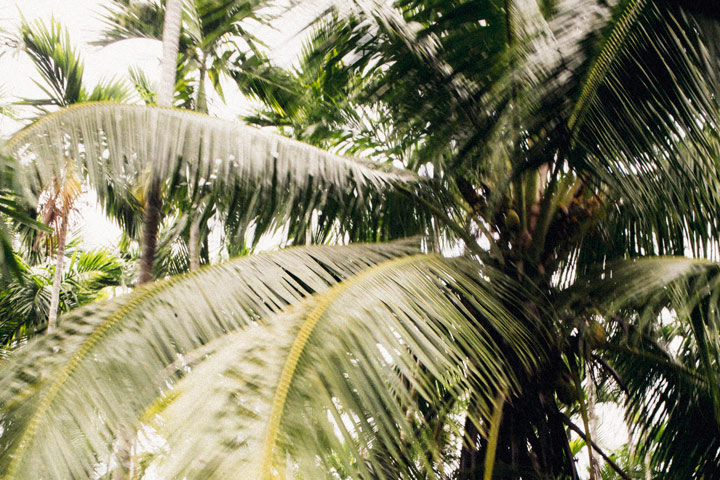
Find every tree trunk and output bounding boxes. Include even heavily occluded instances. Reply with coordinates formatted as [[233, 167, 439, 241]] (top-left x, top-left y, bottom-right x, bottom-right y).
[[157, 0, 182, 108], [587, 372, 602, 478], [47, 216, 68, 332], [189, 213, 201, 271], [138, 0, 182, 284], [138, 180, 163, 285], [196, 56, 208, 114]]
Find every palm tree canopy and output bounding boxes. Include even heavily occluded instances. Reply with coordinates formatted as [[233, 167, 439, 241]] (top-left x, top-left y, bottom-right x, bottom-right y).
[[0, 0, 719, 479]]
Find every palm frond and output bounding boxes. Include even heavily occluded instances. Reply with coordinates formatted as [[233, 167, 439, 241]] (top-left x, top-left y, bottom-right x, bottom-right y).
[[18, 18, 84, 107], [93, 0, 165, 46], [0, 241, 421, 478], [567, 256, 720, 477], [6, 102, 425, 248], [0, 241, 547, 479]]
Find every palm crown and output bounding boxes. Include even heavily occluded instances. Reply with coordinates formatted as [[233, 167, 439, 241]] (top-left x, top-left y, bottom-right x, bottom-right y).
[[0, 0, 719, 479]]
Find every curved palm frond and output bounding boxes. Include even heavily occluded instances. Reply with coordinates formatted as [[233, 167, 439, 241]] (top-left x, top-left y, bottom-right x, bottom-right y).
[[0, 240, 547, 479], [567, 256, 720, 477], [0, 241, 420, 478], [5, 102, 424, 248], [563, 1, 720, 269]]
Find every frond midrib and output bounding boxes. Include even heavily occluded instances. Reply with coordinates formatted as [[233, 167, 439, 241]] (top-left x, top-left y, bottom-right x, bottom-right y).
[[568, 0, 649, 133]]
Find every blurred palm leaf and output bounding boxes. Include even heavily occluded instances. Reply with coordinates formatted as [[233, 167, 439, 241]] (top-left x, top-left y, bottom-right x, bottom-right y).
[[6, 102, 429, 250], [566, 256, 720, 477], [0, 240, 546, 479]]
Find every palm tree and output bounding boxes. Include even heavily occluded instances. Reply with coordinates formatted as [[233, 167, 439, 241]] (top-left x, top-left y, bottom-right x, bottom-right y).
[[97, 0, 272, 276], [12, 18, 130, 330], [0, 1, 718, 479], [0, 246, 126, 347]]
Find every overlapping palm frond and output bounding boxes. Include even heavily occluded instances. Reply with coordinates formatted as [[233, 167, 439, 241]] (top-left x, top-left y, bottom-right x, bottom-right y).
[[5, 102, 432, 250], [0, 241, 546, 479], [567, 257, 720, 477], [141, 255, 545, 479], [298, 0, 720, 257]]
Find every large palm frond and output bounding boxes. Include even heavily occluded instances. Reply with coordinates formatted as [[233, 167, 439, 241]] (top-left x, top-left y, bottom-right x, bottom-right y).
[[6, 102, 431, 249], [0, 240, 546, 479]]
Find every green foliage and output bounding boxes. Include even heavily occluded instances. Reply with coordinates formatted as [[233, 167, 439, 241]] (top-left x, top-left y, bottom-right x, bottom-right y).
[[0, 1, 718, 479], [18, 18, 130, 110], [0, 247, 125, 347]]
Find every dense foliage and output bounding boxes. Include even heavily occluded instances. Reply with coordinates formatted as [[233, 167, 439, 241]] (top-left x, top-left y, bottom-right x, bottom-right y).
[[0, 0, 719, 478]]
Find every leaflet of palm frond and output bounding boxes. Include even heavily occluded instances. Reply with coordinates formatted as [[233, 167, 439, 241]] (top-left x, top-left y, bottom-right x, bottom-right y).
[[0, 241, 420, 478], [152, 215, 191, 277], [565, 257, 720, 477], [220, 174, 438, 253], [23, 254, 545, 480]]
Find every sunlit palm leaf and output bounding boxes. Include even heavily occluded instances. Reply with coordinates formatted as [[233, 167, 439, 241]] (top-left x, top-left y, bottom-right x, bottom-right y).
[[0, 241, 547, 479], [5, 102, 422, 247], [0, 241, 419, 478]]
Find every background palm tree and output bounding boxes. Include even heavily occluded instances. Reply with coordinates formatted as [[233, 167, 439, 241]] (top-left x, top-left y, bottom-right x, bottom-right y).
[[0, 1, 718, 479], [97, 0, 272, 277], [13, 18, 129, 330], [0, 246, 126, 348]]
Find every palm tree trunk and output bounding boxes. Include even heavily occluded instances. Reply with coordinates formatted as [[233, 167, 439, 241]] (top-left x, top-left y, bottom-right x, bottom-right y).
[[47, 216, 68, 332], [587, 372, 601, 478], [138, 179, 163, 284], [196, 56, 208, 114], [157, 0, 182, 108], [189, 213, 201, 271], [138, 0, 182, 284]]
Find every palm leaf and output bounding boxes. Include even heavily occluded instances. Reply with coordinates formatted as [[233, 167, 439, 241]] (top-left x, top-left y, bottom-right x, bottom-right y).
[[0, 241, 420, 478], [5, 102, 424, 248], [567, 256, 720, 477], [0, 241, 547, 479]]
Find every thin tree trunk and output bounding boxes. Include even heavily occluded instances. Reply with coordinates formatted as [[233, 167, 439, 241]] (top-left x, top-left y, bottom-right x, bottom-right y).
[[47, 216, 68, 332], [189, 213, 201, 271], [138, 0, 182, 284], [196, 55, 208, 114], [587, 371, 602, 478], [157, 0, 182, 108], [138, 179, 163, 284]]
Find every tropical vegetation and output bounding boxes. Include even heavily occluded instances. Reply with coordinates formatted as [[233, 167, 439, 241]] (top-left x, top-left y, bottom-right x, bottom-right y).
[[0, 0, 718, 479]]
